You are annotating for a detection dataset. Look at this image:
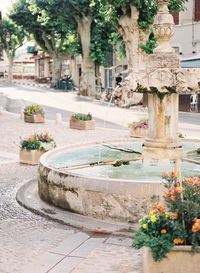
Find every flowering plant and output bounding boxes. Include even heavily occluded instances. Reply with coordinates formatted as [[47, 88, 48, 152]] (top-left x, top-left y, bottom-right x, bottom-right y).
[[20, 131, 56, 152], [129, 119, 148, 129], [133, 172, 200, 261], [71, 112, 92, 121], [24, 104, 44, 116]]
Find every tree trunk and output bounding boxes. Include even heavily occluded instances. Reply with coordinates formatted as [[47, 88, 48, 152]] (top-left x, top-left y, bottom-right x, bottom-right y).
[[118, 5, 149, 72], [5, 50, 14, 82], [51, 54, 62, 86], [77, 16, 96, 97]]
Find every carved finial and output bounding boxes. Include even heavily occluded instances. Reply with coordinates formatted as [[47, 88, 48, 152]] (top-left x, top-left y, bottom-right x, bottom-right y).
[[153, 0, 175, 53]]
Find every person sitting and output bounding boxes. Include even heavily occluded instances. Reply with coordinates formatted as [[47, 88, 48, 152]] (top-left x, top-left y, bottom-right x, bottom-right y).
[[112, 83, 122, 106], [115, 73, 122, 86]]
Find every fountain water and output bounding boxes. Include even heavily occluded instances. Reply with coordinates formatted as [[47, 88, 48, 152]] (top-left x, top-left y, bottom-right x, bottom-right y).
[[38, 0, 200, 223]]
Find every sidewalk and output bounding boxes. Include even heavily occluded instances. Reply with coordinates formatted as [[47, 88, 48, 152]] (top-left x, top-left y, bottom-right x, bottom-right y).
[[24, 231, 142, 273]]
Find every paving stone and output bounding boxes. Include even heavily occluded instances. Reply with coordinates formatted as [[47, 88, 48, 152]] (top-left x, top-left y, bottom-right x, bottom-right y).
[[23, 252, 65, 273], [50, 232, 90, 255], [48, 257, 84, 273], [70, 236, 106, 257], [70, 243, 142, 273], [105, 236, 133, 247]]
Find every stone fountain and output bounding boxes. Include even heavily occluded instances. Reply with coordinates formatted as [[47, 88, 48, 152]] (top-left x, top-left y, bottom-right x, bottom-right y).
[[127, 0, 200, 164], [38, 0, 200, 223]]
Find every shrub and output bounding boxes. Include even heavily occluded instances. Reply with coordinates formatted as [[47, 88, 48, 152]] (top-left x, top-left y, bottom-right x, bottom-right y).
[[24, 104, 44, 116], [20, 131, 56, 152], [71, 113, 92, 121]]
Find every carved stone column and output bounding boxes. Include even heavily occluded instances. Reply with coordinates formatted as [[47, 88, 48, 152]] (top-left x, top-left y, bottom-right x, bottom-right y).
[[142, 0, 183, 162]]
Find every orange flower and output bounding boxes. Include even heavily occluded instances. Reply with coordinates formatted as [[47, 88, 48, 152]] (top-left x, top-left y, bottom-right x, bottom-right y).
[[152, 202, 166, 213], [192, 218, 200, 233], [184, 177, 200, 184], [171, 212, 178, 220], [175, 187, 183, 194], [173, 238, 184, 245], [161, 229, 167, 234]]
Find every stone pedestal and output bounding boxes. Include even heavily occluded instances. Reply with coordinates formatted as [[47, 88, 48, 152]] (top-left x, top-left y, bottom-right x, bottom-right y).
[[142, 93, 183, 162]]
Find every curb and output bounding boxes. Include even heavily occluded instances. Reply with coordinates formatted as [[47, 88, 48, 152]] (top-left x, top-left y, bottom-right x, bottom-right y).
[[13, 80, 51, 89], [16, 179, 135, 237]]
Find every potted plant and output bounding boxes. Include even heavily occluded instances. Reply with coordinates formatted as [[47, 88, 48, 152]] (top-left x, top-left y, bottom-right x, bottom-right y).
[[19, 131, 56, 165], [24, 104, 45, 123], [69, 112, 95, 130], [129, 119, 148, 138], [133, 172, 200, 273]]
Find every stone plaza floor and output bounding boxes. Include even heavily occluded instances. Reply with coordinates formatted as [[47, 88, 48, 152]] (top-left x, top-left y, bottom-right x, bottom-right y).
[[0, 82, 199, 272]]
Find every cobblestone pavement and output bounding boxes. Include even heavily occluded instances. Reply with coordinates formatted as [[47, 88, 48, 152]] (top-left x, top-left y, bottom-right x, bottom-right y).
[[0, 112, 137, 273], [71, 239, 142, 273]]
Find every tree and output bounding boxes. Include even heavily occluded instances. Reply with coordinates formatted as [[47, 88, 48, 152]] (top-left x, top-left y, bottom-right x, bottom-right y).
[[10, 0, 80, 84], [0, 17, 25, 81], [102, 0, 189, 72], [38, 0, 111, 96]]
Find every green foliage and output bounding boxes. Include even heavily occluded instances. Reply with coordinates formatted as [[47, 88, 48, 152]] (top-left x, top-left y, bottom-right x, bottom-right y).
[[0, 17, 25, 59], [139, 33, 157, 54], [20, 131, 56, 151], [102, 0, 188, 30], [135, 84, 177, 101], [72, 113, 93, 121], [133, 174, 200, 261], [24, 104, 44, 115], [10, 0, 80, 58], [112, 160, 130, 167]]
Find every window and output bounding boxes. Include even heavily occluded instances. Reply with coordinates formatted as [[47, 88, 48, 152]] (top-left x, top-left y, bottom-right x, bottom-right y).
[[195, 0, 200, 21]]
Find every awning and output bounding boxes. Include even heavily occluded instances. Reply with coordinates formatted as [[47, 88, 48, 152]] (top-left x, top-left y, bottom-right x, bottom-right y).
[[181, 59, 200, 68]]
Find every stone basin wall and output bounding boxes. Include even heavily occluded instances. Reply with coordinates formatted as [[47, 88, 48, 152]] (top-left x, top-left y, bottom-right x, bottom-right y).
[[38, 145, 164, 223]]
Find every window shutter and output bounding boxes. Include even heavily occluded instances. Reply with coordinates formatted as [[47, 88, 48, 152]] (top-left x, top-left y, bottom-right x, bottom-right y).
[[195, 0, 200, 21], [171, 12, 179, 25]]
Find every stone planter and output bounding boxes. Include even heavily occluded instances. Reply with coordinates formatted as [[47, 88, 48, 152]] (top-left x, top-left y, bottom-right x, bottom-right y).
[[129, 126, 148, 138], [19, 149, 44, 165], [24, 114, 44, 123], [69, 118, 95, 130], [143, 246, 200, 273]]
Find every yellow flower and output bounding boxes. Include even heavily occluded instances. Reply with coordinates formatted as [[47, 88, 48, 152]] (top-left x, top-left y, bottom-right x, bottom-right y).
[[142, 224, 148, 229], [150, 215, 157, 223], [165, 212, 170, 218]]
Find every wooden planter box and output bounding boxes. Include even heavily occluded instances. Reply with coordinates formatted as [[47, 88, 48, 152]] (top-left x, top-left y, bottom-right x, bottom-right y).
[[143, 246, 200, 273], [129, 126, 148, 138], [69, 118, 95, 130], [19, 149, 44, 165], [24, 113, 45, 123]]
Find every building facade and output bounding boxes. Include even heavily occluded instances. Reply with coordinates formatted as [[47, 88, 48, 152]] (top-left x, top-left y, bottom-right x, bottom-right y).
[[171, 0, 200, 63]]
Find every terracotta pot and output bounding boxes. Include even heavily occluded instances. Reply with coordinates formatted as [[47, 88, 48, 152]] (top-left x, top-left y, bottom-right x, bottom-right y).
[[129, 126, 148, 138], [19, 149, 44, 165], [143, 246, 200, 273], [69, 118, 95, 130], [24, 113, 44, 123]]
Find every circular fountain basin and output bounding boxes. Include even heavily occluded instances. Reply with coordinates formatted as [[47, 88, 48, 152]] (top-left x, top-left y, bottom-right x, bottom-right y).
[[38, 140, 200, 223]]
